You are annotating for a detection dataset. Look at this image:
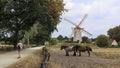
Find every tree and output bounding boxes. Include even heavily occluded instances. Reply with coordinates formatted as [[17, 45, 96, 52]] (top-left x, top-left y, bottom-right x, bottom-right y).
[[57, 35, 64, 41], [23, 22, 40, 45], [82, 36, 89, 43], [0, 0, 38, 49], [118, 41, 120, 47], [64, 36, 69, 41], [107, 25, 120, 42], [34, 0, 65, 45], [0, 0, 65, 48], [50, 38, 59, 45], [96, 35, 109, 47]]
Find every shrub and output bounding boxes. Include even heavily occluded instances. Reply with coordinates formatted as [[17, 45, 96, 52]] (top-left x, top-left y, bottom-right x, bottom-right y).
[[49, 38, 59, 45], [118, 41, 120, 47], [96, 35, 109, 47]]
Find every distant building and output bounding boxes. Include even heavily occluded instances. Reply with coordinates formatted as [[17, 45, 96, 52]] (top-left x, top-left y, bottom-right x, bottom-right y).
[[111, 40, 118, 46], [44, 41, 49, 46]]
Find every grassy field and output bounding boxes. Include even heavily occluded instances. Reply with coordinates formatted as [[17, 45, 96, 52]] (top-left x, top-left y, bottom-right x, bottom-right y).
[[0, 45, 14, 54], [49, 43, 120, 59], [93, 48, 120, 59]]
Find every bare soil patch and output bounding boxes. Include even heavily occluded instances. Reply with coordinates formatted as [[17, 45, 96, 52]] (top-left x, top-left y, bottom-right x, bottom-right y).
[[49, 50, 120, 68]]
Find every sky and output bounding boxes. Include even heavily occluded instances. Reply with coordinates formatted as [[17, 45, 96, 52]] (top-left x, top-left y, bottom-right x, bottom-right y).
[[52, 0, 120, 38]]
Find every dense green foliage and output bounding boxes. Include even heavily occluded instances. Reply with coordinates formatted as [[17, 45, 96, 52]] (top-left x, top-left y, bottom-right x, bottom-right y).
[[82, 36, 90, 43], [57, 35, 65, 42], [118, 41, 120, 47], [96, 35, 109, 47], [107, 25, 120, 42], [0, 0, 64, 48], [49, 38, 59, 45]]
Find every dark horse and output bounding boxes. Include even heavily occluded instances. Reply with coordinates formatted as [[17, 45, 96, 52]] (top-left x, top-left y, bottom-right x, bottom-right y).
[[73, 45, 92, 56], [60, 45, 76, 56]]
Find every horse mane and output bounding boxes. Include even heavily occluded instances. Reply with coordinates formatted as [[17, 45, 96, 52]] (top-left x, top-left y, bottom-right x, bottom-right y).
[[60, 45, 68, 50]]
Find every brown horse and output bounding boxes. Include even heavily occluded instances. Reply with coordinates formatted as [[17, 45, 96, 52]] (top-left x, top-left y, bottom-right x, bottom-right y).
[[72, 45, 92, 56], [60, 45, 76, 56]]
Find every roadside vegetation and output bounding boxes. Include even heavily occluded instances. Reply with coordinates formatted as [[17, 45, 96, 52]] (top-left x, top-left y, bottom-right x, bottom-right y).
[[8, 50, 42, 68]]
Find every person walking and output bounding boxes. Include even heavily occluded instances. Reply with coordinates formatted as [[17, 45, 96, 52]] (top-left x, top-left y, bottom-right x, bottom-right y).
[[17, 40, 23, 59]]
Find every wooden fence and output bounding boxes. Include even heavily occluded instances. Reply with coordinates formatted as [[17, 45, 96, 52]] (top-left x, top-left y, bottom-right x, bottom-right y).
[[40, 47, 50, 68]]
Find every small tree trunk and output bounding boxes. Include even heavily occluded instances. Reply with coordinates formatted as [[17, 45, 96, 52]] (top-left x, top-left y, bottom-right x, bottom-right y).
[[13, 41, 17, 50], [27, 35, 29, 46], [13, 30, 19, 50]]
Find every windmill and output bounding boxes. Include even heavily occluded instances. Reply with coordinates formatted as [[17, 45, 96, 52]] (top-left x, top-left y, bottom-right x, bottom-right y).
[[64, 14, 92, 43]]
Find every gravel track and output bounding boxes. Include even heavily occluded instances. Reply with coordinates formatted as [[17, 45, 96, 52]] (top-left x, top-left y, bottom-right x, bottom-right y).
[[0, 46, 44, 68]]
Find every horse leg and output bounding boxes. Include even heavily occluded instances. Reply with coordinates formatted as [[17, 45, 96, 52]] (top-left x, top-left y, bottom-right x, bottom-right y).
[[66, 51, 69, 56], [73, 50, 76, 56], [87, 50, 90, 56], [79, 51, 81, 56]]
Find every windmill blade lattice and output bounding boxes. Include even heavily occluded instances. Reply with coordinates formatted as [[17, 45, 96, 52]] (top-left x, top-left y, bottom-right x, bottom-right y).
[[82, 28, 92, 36], [78, 14, 88, 26], [64, 18, 77, 26]]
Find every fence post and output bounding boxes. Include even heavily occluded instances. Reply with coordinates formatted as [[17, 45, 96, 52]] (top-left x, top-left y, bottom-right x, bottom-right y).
[[40, 47, 50, 68], [40, 63, 44, 68]]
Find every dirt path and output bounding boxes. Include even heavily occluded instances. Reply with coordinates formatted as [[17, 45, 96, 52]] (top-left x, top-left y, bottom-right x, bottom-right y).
[[0, 46, 44, 68], [50, 50, 120, 68]]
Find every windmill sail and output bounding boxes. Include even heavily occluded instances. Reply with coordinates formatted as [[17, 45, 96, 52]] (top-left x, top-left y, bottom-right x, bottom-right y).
[[78, 14, 88, 26], [64, 18, 77, 26], [82, 29, 92, 36]]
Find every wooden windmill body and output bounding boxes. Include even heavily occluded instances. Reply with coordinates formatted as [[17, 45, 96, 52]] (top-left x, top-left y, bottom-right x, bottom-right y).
[[64, 14, 92, 43]]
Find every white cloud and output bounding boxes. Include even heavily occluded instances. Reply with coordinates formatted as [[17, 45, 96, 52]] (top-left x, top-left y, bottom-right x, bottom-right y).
[[64, 3, 92, 17], [64, 0, 74, 9], [52, 0, 120, 38]]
